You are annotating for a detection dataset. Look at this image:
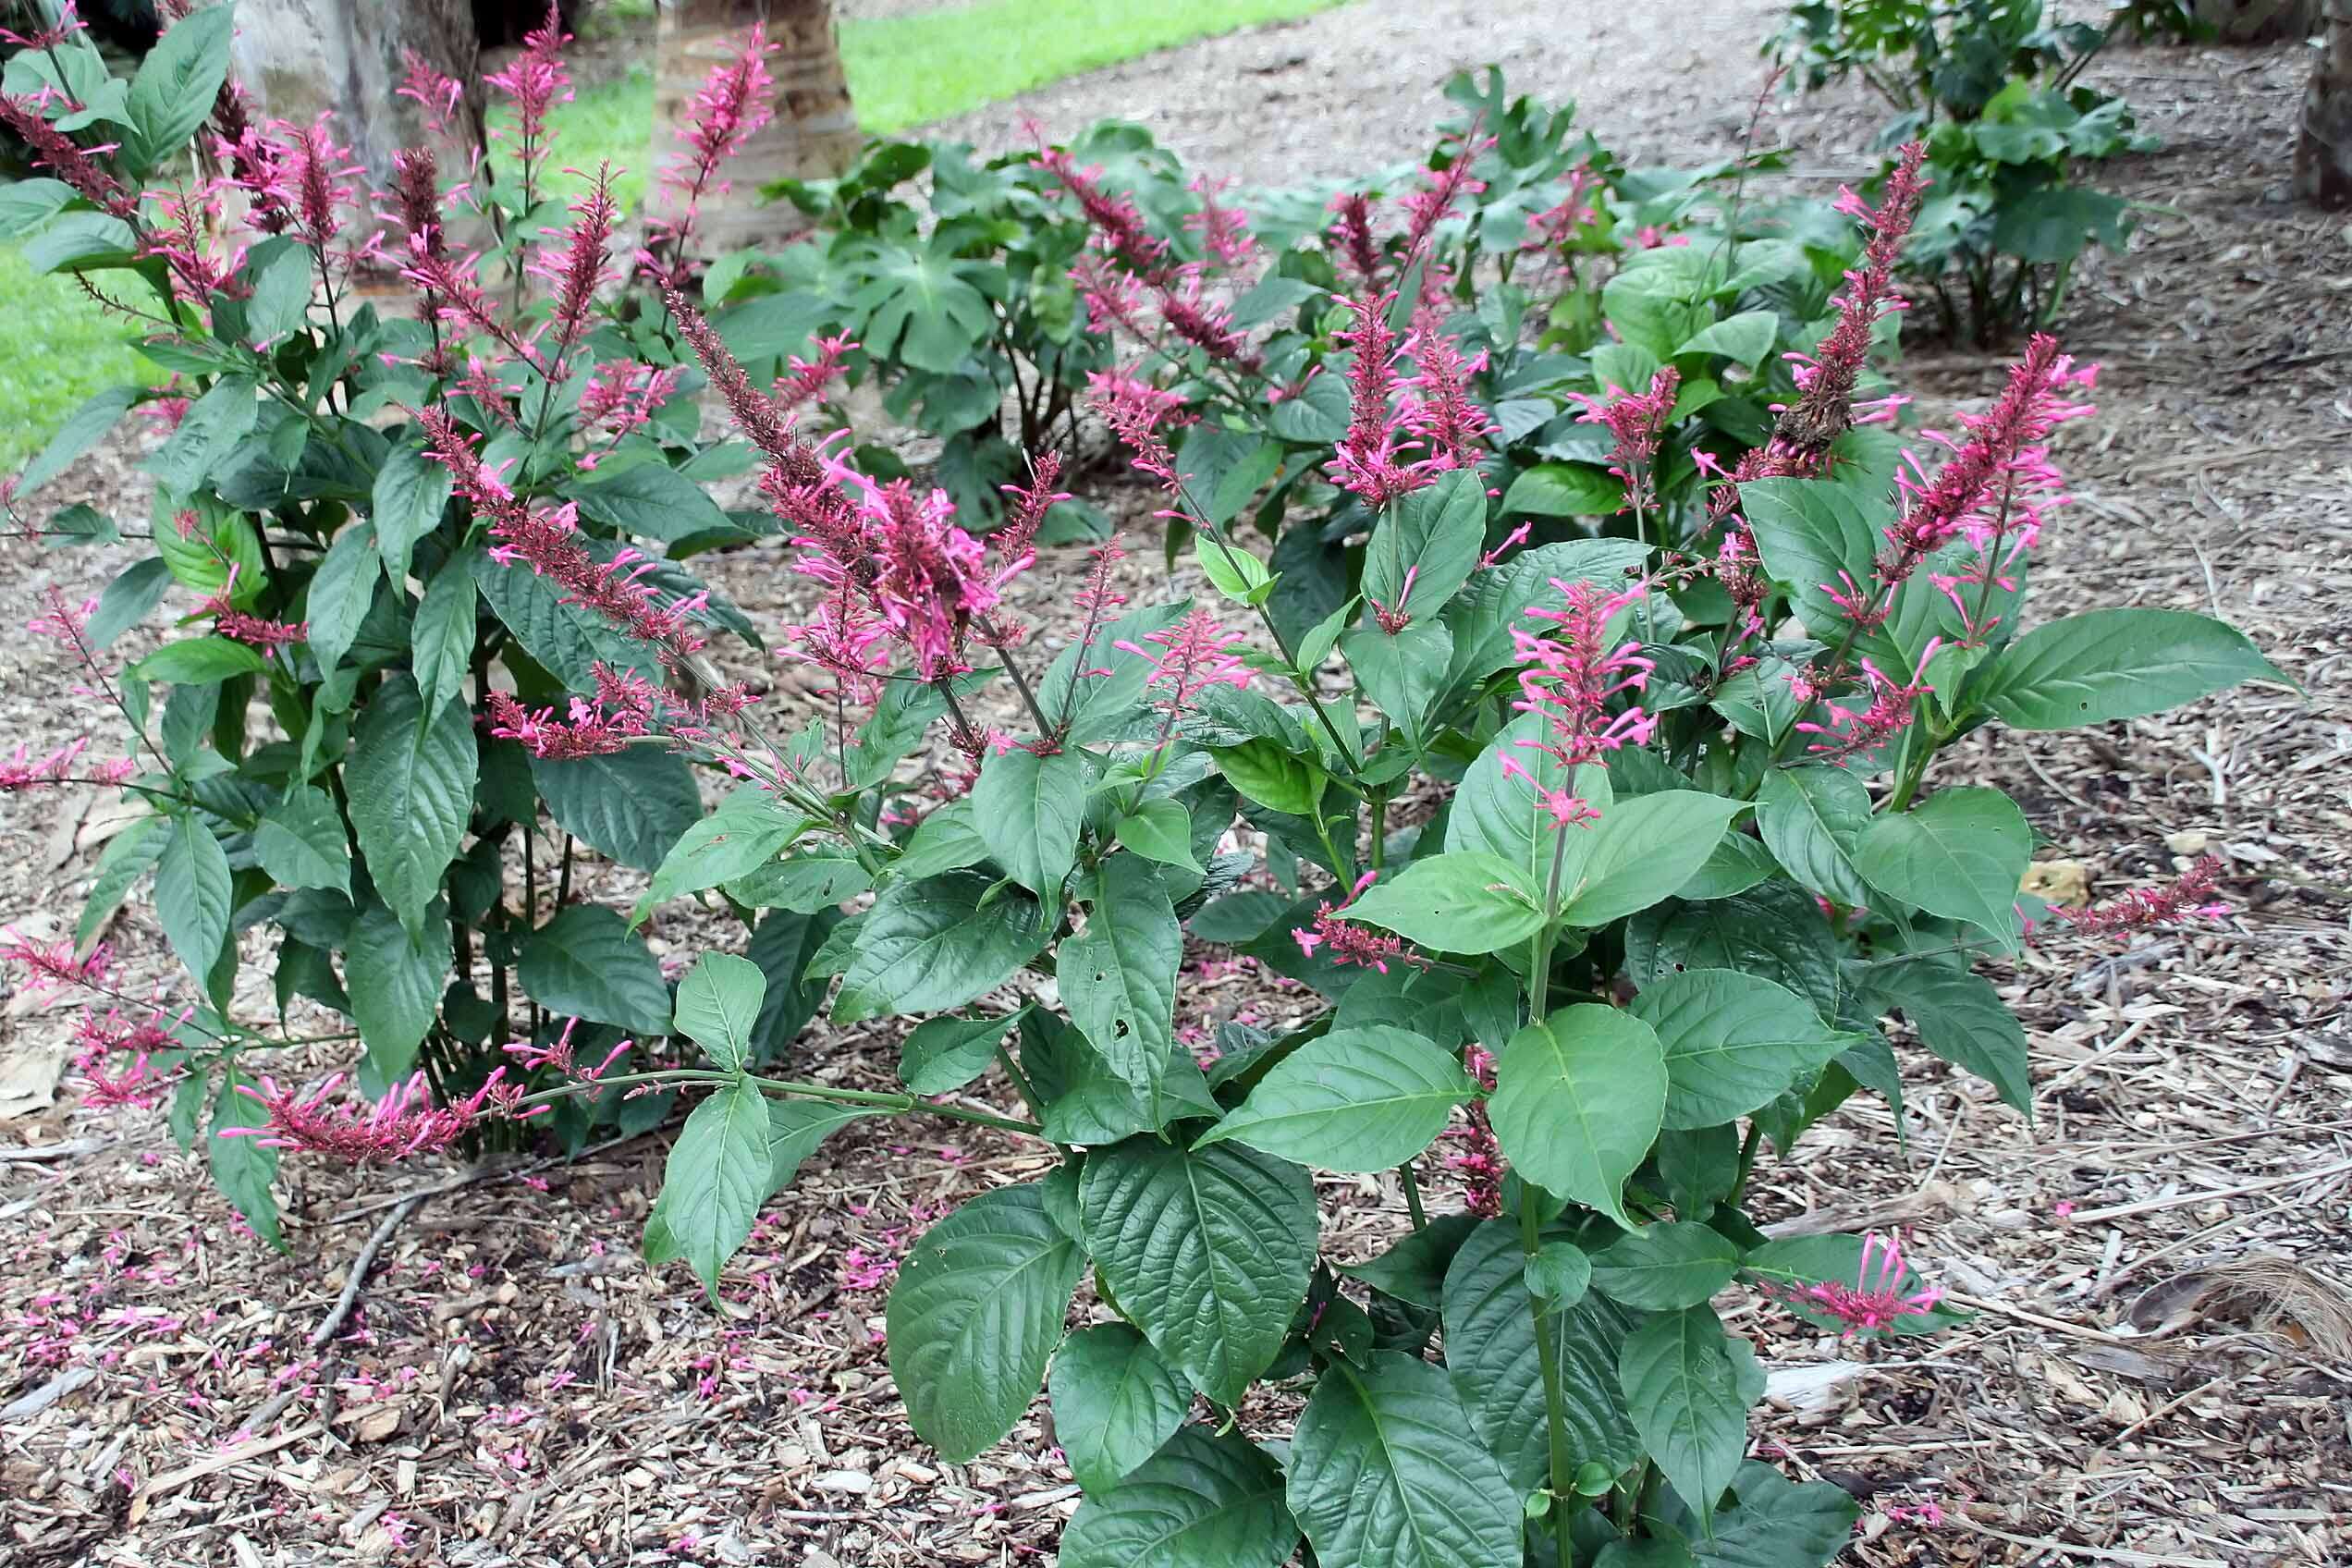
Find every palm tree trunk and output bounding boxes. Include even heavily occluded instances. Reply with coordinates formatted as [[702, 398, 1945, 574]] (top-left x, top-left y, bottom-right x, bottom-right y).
[[652, 0, 860, 253], [227, 0, 482, 187], [2297, 0, 2352, 209]]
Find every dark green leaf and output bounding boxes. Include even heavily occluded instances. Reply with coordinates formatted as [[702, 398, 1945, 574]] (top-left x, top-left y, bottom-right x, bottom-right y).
[[886, 1184, 1084, 1462], [1115, 799, 1201, 873], [519, 905, 672, 1035], [346, 896, 450, 1084], [1757, 767, 1872, 908], [1288, 1351, 1521, 1568], [348, 682, 476, 937], [410, 557, 476, 715], [766, 1096, 868, 1194], [1741, 474, 1886, 638], [1079, 1137, 1317, 1406], [306, 522, 380, 678], [533, 747, 702, 873], [1524, 1241, 1593, 1309], [1976, 608, 2286, 731], [1620, 1305, 1753, 1524], [643, 1075, 770, 1300], [724, 851, 873, 912], [147, 376, 259, 494], [372, 445, 454, 582], [634, 791, 808, 921], [1341, 851, 1545, 955], [673, 951, 766, 1072], [1061, 855, 1183, 1095], [17, 386, 140, 496], [1339, 1212, 1482, 1310], [1632, 969, 1858, 1129], [1502, 461, 1623, 518], [154, 815, 232, 987], [569, 461, 731, 543], [1362, 469, 1486, 626], [1050, 1325, 1194, 1495], [1867, 962, 2032, 1116], [1626, 883, 1843, 1024], [211, 1069, 286, 1252], [1341, 621, 1453, 746], [974, 744, 1086, 894], [1194, 1025, 1475, 1171], [1589, 1221, 1741, 1309], [1688, 1463, 1861, 1568], [1489, 1006, 1666, 1229], [834, 871, 1050, 1021], [88, 557, 171, 649], [252, 786, 350, 896], [900, 1011, 1019, 1096], [123, 4, 235, 170], [1060, 1425, 1299, 1568], [1856, 786, 2027, 945], [133, 636, 265, 686]]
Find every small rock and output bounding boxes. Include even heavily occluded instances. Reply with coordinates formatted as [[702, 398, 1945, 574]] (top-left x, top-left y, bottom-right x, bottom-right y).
[[2165, 829, 2210, 856], [811, 1469, 873, 1495]]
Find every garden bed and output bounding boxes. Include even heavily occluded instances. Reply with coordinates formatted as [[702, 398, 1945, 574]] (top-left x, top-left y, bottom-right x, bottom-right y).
[[3, 1, 2347, 1563]]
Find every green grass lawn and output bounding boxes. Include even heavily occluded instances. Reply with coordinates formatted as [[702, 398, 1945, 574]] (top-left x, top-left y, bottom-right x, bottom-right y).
[[0, 0, 1344, 471]]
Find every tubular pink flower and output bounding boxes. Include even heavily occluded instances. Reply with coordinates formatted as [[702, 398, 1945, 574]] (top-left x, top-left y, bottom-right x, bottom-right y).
[[0, 93, 135, 218], [28, 591, 97, 647], [774, 334, 857, 410], [1792, 642, 1939, 764], [1398, 124, 1495, 264], [1, 928, 111, 998], [143, 183, 247, 302], [1329, 293, 1428, 510], [1774, 1230, 1942, 1336], [1292, 872, 1428, 976], [1088, 368, 1194, 514], [484, 5, 572, 198], [1778, 142, 1929, 453], [485, 689, 643, 759], [1880, 335, 2096, 590], [2047, 855, 2227, 937], [526, 165, 619, 373], [1032, 132, 1170, 279], [395, 49, 463, 137], [223, 1071, 516, 1162], [417, 406, 706, 660], [1326, 190, 1382, 288], [1, 740, 132, 792], [645, 22, 778, 278], [1113, 606, 1254, 716], [993, 450, 1070, 572], [1507, 578, 1657, 822], [662, 287, 802, 464], [1569, 368, 1680, 521], [1154, 269, 1258, 369], [1399, 328, 1493, 477], [267, 115, 363, 256], [1184, 174, 1256, 271], [577, 361, 681, 447]]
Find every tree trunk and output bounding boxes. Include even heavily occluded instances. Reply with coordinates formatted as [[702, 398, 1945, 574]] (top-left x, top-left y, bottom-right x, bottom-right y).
[[650, 0, 859, 254], [2193, 0, 2320, 43], [228, 0, 483, 189], [2298, 0, 2352, 208]]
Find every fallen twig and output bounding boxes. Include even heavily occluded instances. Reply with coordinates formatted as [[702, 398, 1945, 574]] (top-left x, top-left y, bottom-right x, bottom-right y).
[[1, 1365, 97, 1419], [312, 1192, 429, 1351]]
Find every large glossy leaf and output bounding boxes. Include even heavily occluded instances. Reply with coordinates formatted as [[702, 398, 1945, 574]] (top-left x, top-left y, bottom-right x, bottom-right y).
[[472, 545, 659, 692], [836, 870, 1051, 1021], [1588, 1221, 1741, 1310], [1446, 714, 1611, 890], [1856, 786, 2028, 945], [346, 896, 451, 1086], [1740, 473, 1886, 637], [1756, 766, 1872, 908], [1194, 1025, 1475, 1172], [252, 786, 351, 896], [745, 907, 839, 1062], [1060, 1425, 1299, 1568], [371, 443, 455, 581], [643, 1075, 770, 1300], [1620, 1305, 1755, 1524], [1361, 469, 1487, 626], [899, 1011, 1019, 1096], [1686, 1463, 1861, 1568], [1049, 1325, 1194, 1495], [519, 904, 672, 1035], [14, 386, 138, 497], [306, 522, 379, 677], [1865, 961, 2031, 1115], [123, 4, 234, 170], [1489, 1007, 1666, 1229], [1442, 1221, 1644, 1492], [1625, 883, 1843, 1024], [410, 557, 476, 715], [1343, 851, 1545, 955], [969, 747, 1086, 893], [766, 1096, 868, 1194], [845, 239, 998, 373], [1079, 1138, 1317, 1406], [1060, 854, 1183, 1095], [1439, 538, 1651, 688], [1287, 1350, 1521, 1568], [567, 460, 730, 543], [1976, 607, 2285, 730], [1556, 791, 1751, 927], [672, 951, 766, 1072], [211, 1069, 286, 1252], [1341, 621, 1453, 748], [1632, 969, 1858, 1129], [532, 746, 702, 873], [153, 814, 232, 986], [347, 682, 476, 938], [887, 1184, 1084, 1462], [1341, 1213, 1483, 1311], [633, 790, 808, 922]]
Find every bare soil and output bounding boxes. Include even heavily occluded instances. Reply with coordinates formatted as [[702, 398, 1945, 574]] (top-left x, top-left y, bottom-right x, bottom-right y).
[[3, 3, 2348, 1565]]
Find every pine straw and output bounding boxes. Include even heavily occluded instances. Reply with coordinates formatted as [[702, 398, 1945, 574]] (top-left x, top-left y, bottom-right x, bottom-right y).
[[4, 6, 2349, 1565]]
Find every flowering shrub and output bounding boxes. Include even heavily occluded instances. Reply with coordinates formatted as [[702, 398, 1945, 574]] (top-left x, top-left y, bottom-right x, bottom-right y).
[[6, 6, 2288, 1565], [1771, 0, 2158, 341], [1, 6, 836, 1241]]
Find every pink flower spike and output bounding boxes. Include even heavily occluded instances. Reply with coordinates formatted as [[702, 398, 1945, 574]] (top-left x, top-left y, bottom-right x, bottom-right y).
[[1507, 577, 1657, 787], [1112, 606, 1254, 716], [1774, 1229, 1943, 1337], [2046, 854, 2229, 938]]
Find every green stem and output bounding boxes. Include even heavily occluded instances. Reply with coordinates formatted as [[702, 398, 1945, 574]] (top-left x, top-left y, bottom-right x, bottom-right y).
[[1522, 1197, 1577, 1568], [1400, 1159, 1427, 1230], [519, 1068, 1045, 1136], [975, 612, 1056, 741], [1728, 1122, 1764, 1207]]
